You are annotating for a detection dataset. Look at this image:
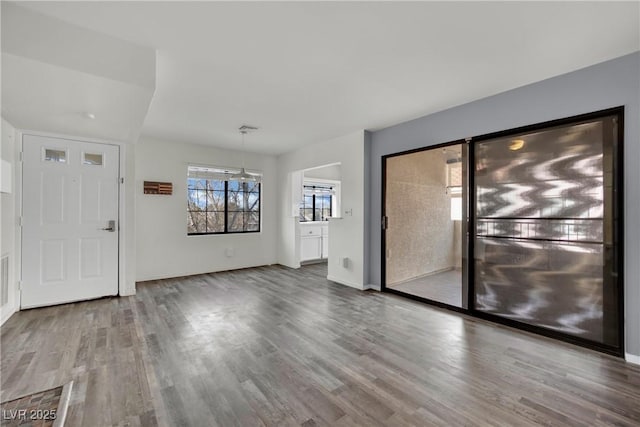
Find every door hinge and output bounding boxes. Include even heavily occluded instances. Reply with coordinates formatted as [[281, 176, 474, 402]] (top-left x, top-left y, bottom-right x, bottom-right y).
[[120, 177, 124, 184], [18, 216, 23, 227], [381, 216, 388, 230], [18, 152, 23, 162], [18, 281, 22, 291]]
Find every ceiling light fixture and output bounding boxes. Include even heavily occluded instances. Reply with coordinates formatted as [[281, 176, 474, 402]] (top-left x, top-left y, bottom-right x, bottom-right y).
[[230, 125, 261, 183]]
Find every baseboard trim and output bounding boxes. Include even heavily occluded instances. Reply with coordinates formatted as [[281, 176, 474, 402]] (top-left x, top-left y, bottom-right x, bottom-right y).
[[137, 263, 273, 283], [326, 275, 363, 290], [0, 304, 17, 326], [364, 283, 381, 291], [626, 353, 640, 365], [119, 288, 136, 297]]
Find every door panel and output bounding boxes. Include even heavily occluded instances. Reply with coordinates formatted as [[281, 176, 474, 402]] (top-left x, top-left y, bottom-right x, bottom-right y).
[[473, 114, 620, 348], [383, 143, 466, 308], [22, 135, 119, 308]]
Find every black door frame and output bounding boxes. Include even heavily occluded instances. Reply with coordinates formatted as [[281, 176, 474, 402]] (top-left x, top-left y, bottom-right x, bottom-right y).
[[381, 139, 469, 314], [380, 106, 625, 357]]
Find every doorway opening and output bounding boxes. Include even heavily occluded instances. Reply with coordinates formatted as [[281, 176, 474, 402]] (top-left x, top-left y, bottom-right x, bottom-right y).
[[292, 163, 341, 267]]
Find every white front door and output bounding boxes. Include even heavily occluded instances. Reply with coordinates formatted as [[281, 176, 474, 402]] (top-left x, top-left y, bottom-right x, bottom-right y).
[[21, 135, 119, 308]]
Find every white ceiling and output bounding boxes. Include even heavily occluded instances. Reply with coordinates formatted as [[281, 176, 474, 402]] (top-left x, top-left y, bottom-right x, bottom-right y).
[[4, 1, 640, 154]]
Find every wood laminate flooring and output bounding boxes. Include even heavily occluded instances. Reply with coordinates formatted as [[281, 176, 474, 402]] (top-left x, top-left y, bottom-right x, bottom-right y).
[[1, 264, 639, 426]]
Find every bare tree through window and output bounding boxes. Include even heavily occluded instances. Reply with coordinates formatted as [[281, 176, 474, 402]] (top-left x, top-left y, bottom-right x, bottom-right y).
[[188, 177, 260, 234]]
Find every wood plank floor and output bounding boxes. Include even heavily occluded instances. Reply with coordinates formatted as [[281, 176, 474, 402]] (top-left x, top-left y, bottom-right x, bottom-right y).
[[2, 264, 639, 426]]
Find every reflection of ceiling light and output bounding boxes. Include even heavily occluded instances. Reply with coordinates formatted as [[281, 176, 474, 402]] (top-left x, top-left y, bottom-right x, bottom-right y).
[[84, 112, 96, 120], [509, 139, 525, 151]]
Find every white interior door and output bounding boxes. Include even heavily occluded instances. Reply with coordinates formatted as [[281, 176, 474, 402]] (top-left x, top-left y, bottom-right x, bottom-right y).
[[21, 135, 119, 308]]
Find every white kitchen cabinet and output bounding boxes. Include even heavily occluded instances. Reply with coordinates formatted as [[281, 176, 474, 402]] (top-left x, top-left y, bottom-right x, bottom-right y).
[[300, 235, 322, 261], [299, 222, 329, 262]]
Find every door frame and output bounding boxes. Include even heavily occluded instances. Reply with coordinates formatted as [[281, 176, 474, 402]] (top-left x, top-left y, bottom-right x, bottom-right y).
[[380, 106, 625, 357], [16, 130, 134, 308]]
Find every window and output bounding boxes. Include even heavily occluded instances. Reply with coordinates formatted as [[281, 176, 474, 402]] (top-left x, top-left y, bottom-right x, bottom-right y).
[[299, 185, 332, 222], [187, 166, 261, 235], [44, 149, 66, 163], [83, 153, 103, 165]]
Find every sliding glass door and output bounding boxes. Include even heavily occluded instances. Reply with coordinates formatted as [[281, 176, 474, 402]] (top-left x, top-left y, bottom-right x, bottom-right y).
[[472, 112, 622, 349], [381, 108, 623, 355], [383, 143, 467, 308]]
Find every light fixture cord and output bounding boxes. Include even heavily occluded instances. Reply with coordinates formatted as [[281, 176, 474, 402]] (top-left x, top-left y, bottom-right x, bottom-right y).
[[241, 130, 246, 170]]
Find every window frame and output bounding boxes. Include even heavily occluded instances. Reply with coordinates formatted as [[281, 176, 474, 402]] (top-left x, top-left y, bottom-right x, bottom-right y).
[[187, 175, 261, 236], [299, 185, 332, 222]]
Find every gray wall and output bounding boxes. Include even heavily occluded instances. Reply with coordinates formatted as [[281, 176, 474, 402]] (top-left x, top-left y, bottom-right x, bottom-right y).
[[367, 52, 640, 356]]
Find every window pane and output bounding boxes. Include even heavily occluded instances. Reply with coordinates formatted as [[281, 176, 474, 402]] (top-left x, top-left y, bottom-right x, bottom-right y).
[[206, 211, 224, 233], [322, 208, 331, 221], [188, 189, 207, 210], [228, 191, 245, 210], [187, 189, 198, 210], [189, 178, 207, 190], [188, 212, 206, 233], [244, 212, 259, 231], [209, 180, 225, 191], [246, 182, 260, 193], [83, 153, 103, 165], [198, 190, 208, 210], [228, 180, 240, 191], [247, 193, 260, 211], [44, 149, 66, 163], [227, 211, 243, 232], [303, 208, 313, 222], [207, 191, 225, 211]]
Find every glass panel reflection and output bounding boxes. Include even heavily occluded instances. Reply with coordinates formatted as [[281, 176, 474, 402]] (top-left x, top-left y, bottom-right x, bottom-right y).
[[474, 115, 620, 347]]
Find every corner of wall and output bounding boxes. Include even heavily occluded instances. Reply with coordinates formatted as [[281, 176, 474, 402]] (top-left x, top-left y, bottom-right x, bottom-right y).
[[1, 117, 19, 325]]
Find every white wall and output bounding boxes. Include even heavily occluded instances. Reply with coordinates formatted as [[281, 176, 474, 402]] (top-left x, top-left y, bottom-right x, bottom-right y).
[[277, 130, 367, 289], [0, 118, 18, 324], [304, 164, 341, 181], [135, 136, 278, 281]]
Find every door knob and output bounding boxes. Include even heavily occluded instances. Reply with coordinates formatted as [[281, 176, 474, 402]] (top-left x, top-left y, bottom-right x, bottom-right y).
[[101, 220, 116, 232]]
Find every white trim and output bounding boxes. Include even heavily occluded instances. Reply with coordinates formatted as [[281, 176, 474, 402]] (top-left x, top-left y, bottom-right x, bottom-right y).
[[626, 353, 640, 365], [137, 263, 273, 283], [327, 274, 363, 290], [18, 129, 127, 146], [0, 304, 17, 326], [118, 144, 135, 296], [303, 177, 340, 186]]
